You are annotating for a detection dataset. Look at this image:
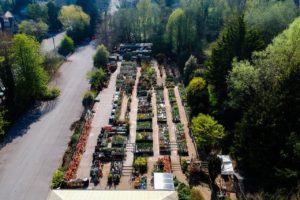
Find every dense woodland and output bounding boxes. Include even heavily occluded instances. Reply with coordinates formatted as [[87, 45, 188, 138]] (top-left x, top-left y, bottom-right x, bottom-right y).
[[0, 0, 299, 198]]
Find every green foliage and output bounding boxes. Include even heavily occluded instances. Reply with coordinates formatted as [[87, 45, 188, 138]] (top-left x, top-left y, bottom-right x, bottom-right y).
[[230, 17, 300, 190], [87, 68, 107, 90], [208, 155, 222, 181], [47, 1, 62, 31], [245, 0, 298, 43], [190, 188, 205, 200], [43, 51, 63, 76], [11, 34, 49, 107], [180, 159, 188, 173], [76, 0, 98, 30], [227, 59, 259, 109], [58, 5, 90, 42], [0, 111, 8, 138], [82, 91, 95, 109], [18, 20, 49, 41], [177, 183, 192, 200], [40, 87, 60, 101], [93, 44, 109, 68], [166, 8, 192, 54], [186, 77, 209, 115], [27, 3, 48, 23], [51, 169, 64, 189], [183, 55, 198, 85], [208, 16, 264, 105], [58, 36, 74, 56], [191, 113, 224, 152], [134, 157, 147, 173]]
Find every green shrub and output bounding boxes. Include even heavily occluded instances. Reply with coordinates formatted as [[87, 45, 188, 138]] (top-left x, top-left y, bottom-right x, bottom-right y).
[[181, 159, 188, 173], [93, 44, 109, 68], [40, 87, 61, 100], [87, 68, 108, 90], [82, 91, 96, 108], [58, 36, 75, 56], [71, 133, 80, 145], [51, 169, 64, 189]]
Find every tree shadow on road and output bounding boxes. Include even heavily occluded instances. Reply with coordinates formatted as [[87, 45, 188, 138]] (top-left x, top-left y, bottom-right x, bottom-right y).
[[0, 99, 58, 150]]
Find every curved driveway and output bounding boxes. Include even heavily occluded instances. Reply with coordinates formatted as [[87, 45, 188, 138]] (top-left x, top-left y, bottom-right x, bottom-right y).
[[0, 44, 95, 200]]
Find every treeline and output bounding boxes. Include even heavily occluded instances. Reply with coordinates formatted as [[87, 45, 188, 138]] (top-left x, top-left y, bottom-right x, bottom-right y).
[[109, 0, 300, 197], [0, 0, 107, 139], [0, 33, 60, 138]]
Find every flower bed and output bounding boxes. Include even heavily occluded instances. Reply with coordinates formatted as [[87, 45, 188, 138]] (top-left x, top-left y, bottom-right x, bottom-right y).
[[137, 121, 152, 131], [172, 104, 180, 123], [135, 143, 153, 156], [159, 123, 170, 155], [112, 135, 126, 148], [108, 161, 123, 186], [175, 123, 188, 156], [117, 62, 137, 95], [137, 113, 152, 121], [136, 131, 153, 143], [153, 156, 171, 173], [93, 147, 125, 162], [168, 89, 176, 104], [64, 120, 92, 181], [138, 64, 156, 91]]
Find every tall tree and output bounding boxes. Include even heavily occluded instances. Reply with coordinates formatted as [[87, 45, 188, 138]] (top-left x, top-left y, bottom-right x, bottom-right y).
[[58, 5, 90, 43], [0, 33, 15, 112], [191, 113, 224, 153], [231, 17, 300, 191], [76, 0, 98, 32], [18, 20, 49, 41], [27, 3, 49, 23], [245, 0, 297, 44], [47, 1, 62, 31], [208, 15, 264, 108], [186, 77, 209, 116], [11, 34, 49, 108]]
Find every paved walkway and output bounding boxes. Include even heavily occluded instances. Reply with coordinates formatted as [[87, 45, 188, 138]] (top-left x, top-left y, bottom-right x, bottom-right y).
[[162, 69, 187, 184], [76, 63, 121, 181], [174, 86, 197, 159], [119, 94, 128, 121], [118, 68, 141, 189], [151, 90, 160, 157]]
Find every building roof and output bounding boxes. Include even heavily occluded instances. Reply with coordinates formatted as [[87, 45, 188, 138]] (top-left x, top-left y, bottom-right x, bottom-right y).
[[4, 11, 13, 18], [218, 155, 234, 175], [154, 173, 175, 190], [48, 190, 178, 200]]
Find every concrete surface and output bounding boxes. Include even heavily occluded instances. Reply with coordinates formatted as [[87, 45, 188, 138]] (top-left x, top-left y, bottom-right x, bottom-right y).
[[0, 43, 95, 200]]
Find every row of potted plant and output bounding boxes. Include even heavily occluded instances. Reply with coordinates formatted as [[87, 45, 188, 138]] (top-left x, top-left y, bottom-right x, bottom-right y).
[[153, 156, 171, 173], [168, 88, 180, 123], [159, 123, 171, 155], [175, 123, 188, 156], [156, 89, 167, 123], [116, 62, 137, 95]]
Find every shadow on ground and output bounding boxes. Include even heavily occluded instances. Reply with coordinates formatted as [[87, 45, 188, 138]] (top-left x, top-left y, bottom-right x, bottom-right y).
[[0, 99, 58, 150]]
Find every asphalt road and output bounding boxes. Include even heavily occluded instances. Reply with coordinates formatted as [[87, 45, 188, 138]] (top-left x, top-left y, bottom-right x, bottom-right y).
[[41, 32, 66, 53], [0, 44, 95, 200]]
